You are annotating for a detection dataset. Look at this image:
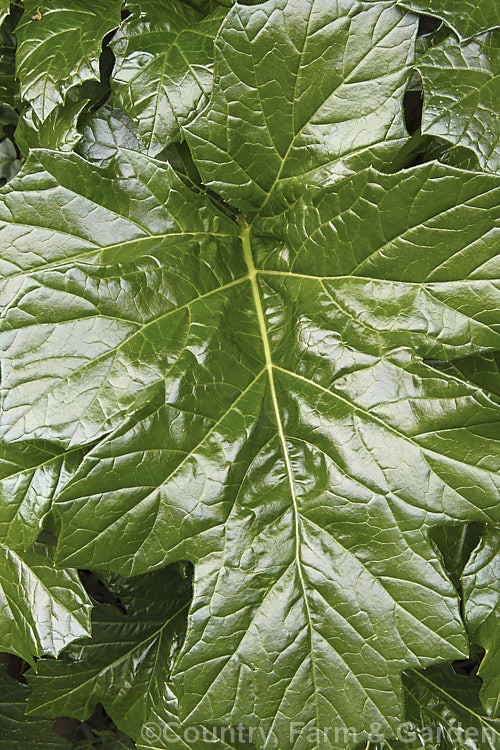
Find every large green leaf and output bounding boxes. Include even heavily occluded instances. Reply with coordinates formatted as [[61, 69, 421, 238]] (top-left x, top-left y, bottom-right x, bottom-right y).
[[111, 0, 225, 155], [15, 0, 122, 121], [0, 147, 499, 747], [0, 665, 70, 749], [0, 540, 92, 665], [185, 0, 417, 213], [0, 149, 240, 448], [463, 529, 500, 718], [1, 0, 500, 746], [417, 32, 500, 173], [380, 0, 500, 39]]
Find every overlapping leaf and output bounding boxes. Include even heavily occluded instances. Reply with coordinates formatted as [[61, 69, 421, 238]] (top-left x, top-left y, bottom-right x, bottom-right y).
[[185, 0, 417, 212], [0, 16, 17, 110], [378, 0, 500, 39], [0, 1, 9, 28], [0, 666, 69, 749], [0, 540, 92, 664], [111, 0, 225, 155], [371, 665, 500, 750], [27, 566, 254, 750], [77, 103, 139, 166], [452, 353, 500, 398], [418, 32, 500, 173], [0, 440, 84, 550], [15, 100, 88, 156], [0, 140, 20, 182], [0, 0, 500, 748], [463, 529, 500, 718], [430, 522, 480, 593], [26, 567, 190, 740], [15, 0, 122, 121]]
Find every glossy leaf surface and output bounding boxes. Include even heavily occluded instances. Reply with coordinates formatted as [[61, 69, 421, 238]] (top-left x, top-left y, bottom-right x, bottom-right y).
[[112, 1, 224, 155], [0, 666, 69, 749], [15, 0, 122, 121], [453, 353, 500, 398], [384, 0, 500, 39], [0, 541, 92, 665], [0, 139, 20, 182], [418, 32, 500, 173], [27, 566, 254, 749], [77, 103, 139, 166], [0, 440, 84, 550], [0, 0, 500, 747], [0, 1, 9, 28], [0, 18, 17, 109], [0, 148, 240, 448], [371, 665, 500, 750], [430, 523, 481, 593], [26, 567, 190, 740], [185, 0, 417, 212], [463, 529, 500, 718], [0, 144, 499, 747], [15, 100, 88, 156]]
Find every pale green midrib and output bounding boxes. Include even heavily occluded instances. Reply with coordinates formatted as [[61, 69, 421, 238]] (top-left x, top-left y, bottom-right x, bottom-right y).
[[240, 219, 320, 721]]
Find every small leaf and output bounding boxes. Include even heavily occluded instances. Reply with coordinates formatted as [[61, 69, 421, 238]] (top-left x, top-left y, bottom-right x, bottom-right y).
[[0, 16, 17, 109], [0, 540, 92, 665], [15, 99, 89, 156], [390, 0, 500, 40], [77, 103, 139, 166], [111, 1, 224, 155], [0, 0, 9, 27], [463, 528, 500, 718], [0, 665, 70, 749], [418, 32, 500, 173], [15, 0, 122, 121], [0, 139, 20, 182]]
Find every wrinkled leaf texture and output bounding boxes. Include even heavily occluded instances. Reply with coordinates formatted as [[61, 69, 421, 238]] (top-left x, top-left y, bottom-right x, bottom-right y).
[[463, 529, 500, 718], [0, 0, 499, 748], [370, 0, 500, 39], [418, 32, 500, 173], [15, 0, 122, 121], [370, 665, 500, 750]]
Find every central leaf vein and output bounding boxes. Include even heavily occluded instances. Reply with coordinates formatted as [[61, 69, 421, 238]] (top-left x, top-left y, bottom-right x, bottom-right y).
[[240, 219, 320, 719]]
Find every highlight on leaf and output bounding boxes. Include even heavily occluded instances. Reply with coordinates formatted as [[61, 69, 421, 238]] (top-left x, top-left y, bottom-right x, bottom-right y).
[[0, 0, 498, 749]]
